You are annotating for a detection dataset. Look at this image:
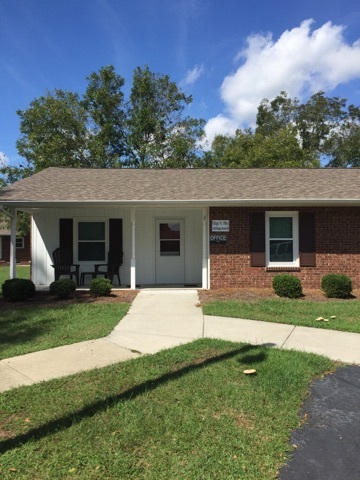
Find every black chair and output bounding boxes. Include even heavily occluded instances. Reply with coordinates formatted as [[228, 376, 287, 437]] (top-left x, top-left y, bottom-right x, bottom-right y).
[[94, 251, 123, 286], [51, 247, 80, 286]]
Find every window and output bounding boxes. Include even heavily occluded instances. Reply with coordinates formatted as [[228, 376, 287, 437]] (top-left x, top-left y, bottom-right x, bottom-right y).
[[78, 222, 106, 261], [265, 212, 299, 267], [16, 237, 24, 249], [159, 223, 181, 256]]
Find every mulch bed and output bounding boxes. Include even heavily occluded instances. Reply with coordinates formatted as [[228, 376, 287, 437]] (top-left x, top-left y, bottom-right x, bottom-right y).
[[1, 288, 359, 311], [198, 288, 360, 303], [0, 289, 138, 311]]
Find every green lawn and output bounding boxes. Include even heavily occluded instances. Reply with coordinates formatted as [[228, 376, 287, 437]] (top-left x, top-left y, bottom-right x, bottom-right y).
[[0, 338, 335, 480], [202, 298, 360, 333], [0, 265, 30, 288], [0, 303, 130, 360]]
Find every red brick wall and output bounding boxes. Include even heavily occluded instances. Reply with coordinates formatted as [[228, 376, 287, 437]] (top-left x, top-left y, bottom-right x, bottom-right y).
[[1, 235, 31, 264], [209, 207, 360, 289]]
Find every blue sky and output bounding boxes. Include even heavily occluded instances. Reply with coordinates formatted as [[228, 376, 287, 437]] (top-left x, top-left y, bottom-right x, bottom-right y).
[[1, 0, 360, 166]]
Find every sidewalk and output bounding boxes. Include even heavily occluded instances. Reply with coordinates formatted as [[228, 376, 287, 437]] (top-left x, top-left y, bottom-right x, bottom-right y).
[[1, 289, 360, 393]]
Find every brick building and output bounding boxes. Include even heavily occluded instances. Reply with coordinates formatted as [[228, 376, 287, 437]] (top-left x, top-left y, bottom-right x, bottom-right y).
[[0, 167, 359, 289]]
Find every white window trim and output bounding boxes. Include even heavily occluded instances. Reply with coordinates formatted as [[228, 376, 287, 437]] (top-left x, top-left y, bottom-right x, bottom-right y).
[[75, 218, 108, 263], [16, 237, 24, 249], [265, 211, 299, 267]]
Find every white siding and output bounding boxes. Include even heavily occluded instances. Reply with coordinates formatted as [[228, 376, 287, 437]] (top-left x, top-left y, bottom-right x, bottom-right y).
[[31, 206, 203, 287]]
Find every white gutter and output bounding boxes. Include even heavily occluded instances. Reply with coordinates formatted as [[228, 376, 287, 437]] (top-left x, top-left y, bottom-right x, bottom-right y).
[[2, 199, 360, 209]]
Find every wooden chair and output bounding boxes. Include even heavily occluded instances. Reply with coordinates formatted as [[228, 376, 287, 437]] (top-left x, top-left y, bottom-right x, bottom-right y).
[[94, 251, 123, 286], [51, 247, 80, 286]]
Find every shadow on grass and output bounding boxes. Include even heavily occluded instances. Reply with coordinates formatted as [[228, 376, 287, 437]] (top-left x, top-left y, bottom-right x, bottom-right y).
[[0, 300, 112, 353], [0, 311, 67, 351], [0, 343, 267, 454]]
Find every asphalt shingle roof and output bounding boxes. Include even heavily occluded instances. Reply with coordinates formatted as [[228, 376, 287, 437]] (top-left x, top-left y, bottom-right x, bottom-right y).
[[0, 167, 359, 205]]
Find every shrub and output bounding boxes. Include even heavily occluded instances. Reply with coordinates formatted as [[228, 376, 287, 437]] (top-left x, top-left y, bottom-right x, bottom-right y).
[[49, 278, 77, 299], [272, 274, 303, 299], [321, 273, 352, 299], [2, 278, 36, 302], [90, 277, 112, 296]]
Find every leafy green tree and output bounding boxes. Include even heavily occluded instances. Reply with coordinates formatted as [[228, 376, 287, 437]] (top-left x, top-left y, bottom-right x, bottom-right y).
[[8, 65, 204, 177], [256, 91, 360, 167], [256, 91, 299, 137], [16, 89, 88, 172], [204, 127, 318, 168], [324, 105, 360, 167], [126, 66, 205, 167], [82, 65, 127, 167]]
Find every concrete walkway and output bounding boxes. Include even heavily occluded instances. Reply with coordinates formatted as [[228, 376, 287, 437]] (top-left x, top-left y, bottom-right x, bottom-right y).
[[1, 289, 360, 393]]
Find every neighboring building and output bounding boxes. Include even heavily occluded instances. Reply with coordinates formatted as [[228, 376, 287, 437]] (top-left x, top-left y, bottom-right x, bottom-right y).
[[0, 217, 31, 264], [0, 167, 359, 289]]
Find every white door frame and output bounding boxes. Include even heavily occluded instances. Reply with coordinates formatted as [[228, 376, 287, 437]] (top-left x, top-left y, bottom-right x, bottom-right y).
[[155, 218, 185, 284]]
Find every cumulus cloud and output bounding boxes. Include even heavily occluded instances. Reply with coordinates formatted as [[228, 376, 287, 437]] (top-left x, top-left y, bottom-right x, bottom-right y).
[[181, 64, 204, 86], [0, 152, 9, 167], [205, 19, 360, 144]]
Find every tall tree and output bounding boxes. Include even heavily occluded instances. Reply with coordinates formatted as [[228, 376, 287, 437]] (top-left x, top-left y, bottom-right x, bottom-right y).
[[256, 91, 360, 167], [6, 65, 205, 179], [16, 89, 89, 172], [82, 65, 127, 167], [324, 104, 360, 167], [126, 66, 205, 167], [204, 127, 318, 168]]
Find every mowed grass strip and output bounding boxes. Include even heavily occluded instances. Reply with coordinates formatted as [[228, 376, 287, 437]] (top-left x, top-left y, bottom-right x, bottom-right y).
[[0, 338, 335, 480], [0, 303, 129, 360], [203, 298, 360, 333], [0, 266, 30, 290]]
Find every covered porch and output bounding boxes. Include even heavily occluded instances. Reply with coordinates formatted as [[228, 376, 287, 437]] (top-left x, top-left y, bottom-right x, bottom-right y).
[[5, 204, 210, 289]]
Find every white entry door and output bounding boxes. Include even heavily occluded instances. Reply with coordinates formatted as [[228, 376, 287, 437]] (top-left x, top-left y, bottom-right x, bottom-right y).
[[155, 219, 185, 284]]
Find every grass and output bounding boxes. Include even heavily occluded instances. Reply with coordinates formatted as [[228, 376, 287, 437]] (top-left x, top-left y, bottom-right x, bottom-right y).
[[203, 298, 360, 333], [0, 265, 30, 290], [0, 338, 336, 479], [0, 303, 130, 360]]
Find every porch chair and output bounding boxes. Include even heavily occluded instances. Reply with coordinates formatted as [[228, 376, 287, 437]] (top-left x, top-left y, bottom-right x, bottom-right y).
[[94, 250, 123, 286], [51, 247, 80, 286]]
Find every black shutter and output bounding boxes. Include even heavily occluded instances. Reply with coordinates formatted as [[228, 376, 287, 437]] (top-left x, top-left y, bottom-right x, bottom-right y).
[[109, 219, 123, 262], [59, 219, 73, 262], [299, 212, 316, 267], [250, 212, 266, 267]]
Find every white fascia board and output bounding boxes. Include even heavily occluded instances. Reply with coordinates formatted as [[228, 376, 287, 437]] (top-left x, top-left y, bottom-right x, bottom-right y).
[[1, 198, 360, 209]]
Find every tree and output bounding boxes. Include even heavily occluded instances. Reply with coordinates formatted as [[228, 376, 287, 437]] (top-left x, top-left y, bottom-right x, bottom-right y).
[[204, 127, 319, 168], [207, 91, 360, 168], [5, 65, 204, 178], [126, 66, 205, 167], [82, 65, 127, 167], [16, 89, 89, 172], [256, 91, 360, 167], [324, 105, 360, 167], [256, 91, 299, 137]]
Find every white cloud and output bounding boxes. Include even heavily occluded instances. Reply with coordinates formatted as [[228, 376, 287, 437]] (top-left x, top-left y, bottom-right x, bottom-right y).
[[0, 152, 9, 167], [205, 19, 360, 144], [203, 115, 239, 148], [181, 64, 204, 86]]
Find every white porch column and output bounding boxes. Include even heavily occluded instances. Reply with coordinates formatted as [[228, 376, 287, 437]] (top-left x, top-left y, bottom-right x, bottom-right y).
[[130, 208, 136, 289], [202, 207, 209, 289], [9, 208, 17, 279]]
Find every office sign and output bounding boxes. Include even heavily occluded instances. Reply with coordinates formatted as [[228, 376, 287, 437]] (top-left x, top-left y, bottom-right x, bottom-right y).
[[210, 234, 227, 244]]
